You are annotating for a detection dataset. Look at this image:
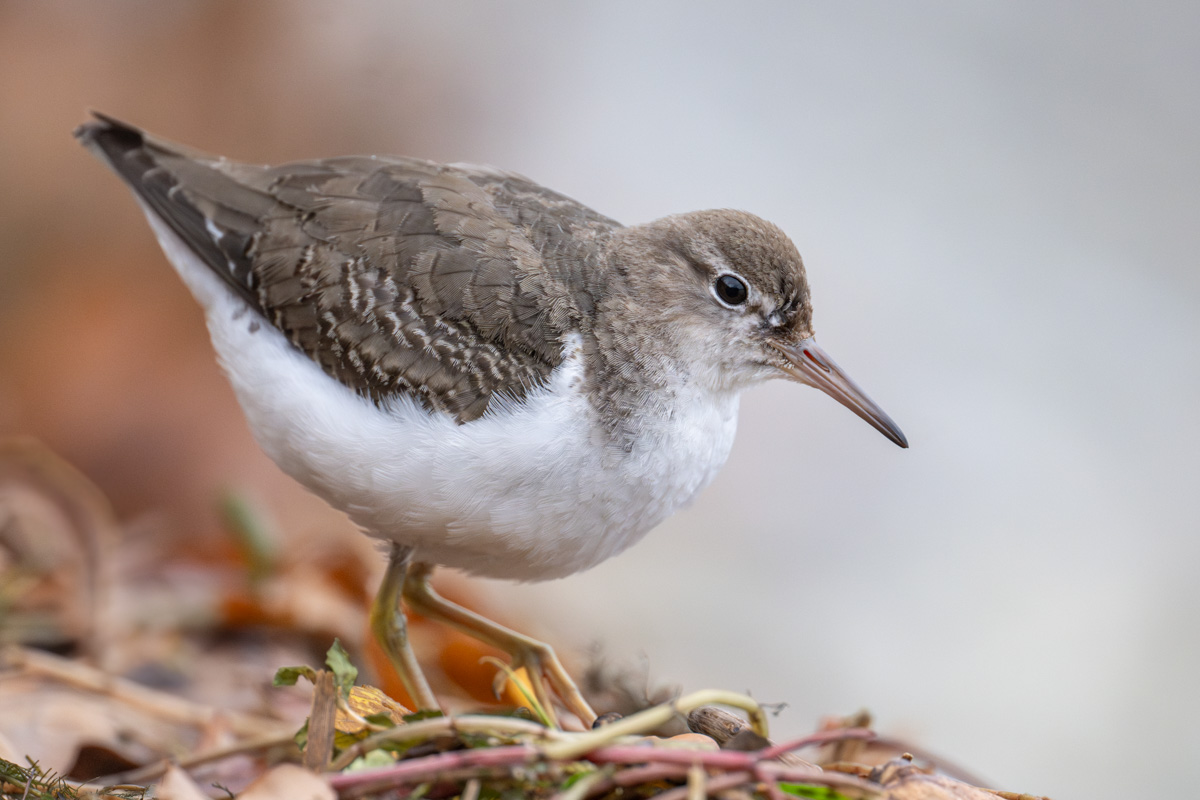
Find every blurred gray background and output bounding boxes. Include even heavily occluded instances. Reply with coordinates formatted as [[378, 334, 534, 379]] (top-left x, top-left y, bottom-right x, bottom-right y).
[[2, 2, 1197, 797]]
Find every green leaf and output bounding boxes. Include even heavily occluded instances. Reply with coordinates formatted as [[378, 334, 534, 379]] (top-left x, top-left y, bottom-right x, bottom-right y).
[[364, 712, 397, 727], [344, 750, 396, 772], [559, 768, 597, 790], [273, 665, 318, 687], [335, 729, 371, 749], [325, 639, 358, 697], [778, 782, 853, 800], [293, 719, 309, 750], [401, 708, 445, 723]]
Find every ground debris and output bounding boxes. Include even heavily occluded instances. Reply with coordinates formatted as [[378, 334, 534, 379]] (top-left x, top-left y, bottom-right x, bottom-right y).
[[0, 442, 1048, 800], [0, 681, 1047, 800]]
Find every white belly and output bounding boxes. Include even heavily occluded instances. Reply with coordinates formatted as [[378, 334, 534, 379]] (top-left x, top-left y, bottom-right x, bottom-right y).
[[144, 210, 740, 581]]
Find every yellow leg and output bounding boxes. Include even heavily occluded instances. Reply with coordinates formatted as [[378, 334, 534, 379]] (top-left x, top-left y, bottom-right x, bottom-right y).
[[369, 543, 439, 711], [401, 562, 597, 728]]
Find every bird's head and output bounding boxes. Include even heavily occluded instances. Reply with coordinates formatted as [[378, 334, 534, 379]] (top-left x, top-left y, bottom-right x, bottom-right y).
[[610, 209, 907, 447]]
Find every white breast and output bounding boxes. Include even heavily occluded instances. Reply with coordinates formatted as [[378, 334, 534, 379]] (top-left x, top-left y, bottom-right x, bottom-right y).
[[144, 209, 740, 581]]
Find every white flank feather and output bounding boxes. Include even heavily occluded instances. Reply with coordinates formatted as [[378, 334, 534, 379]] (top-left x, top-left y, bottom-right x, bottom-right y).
[[141, 207, 739, 581]]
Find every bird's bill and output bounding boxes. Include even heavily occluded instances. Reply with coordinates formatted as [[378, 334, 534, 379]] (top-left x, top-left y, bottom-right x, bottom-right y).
[[771, 337, 908, 448]]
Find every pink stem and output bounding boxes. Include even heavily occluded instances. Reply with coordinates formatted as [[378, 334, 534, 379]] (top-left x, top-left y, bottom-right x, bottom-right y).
[[328, 744, 538, 791], [758, 762, 882, 796], [326, 734, 885, 798], [760, 727, 877, 760], [585, 745, 754, 769], [610, 763, 690, 786]]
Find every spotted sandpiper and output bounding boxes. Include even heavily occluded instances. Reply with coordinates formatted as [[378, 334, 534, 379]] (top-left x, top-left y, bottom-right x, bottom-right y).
[[76, 113, 906, 726]]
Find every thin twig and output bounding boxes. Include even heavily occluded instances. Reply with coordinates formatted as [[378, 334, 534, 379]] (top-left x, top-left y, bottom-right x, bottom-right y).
[[575, 762, 690, 799], [591, 745, 881, 797], [303, 670, 338, 771], [585, 745, 757, 770], [0, 438, 119, 665], [328, 744, 538, 792], [552, 766, 612, 800], [328, 714, 564, 771], [79, 731, 298, 788], [686, 761, 706, 800], [761, 727, 877, 760], [542, 690, 767, 761], [756, 767, 791, 800], [869, 734, 989, 787], [552, 762, 686, 800], [326, 728, 885, 800], [756, 762, 882, 798], [657, 770, 749, 800], [761, 724, 987, 787], [2, 646, 288, 738], [609, 762, 689, 787]]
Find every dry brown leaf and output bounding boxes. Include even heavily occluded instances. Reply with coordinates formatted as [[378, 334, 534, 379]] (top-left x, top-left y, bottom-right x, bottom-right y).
[[233, 563, 366, 642], [157, 765, 212, 800], [880, 774, 1004, 799], [335, 685, 411, 734], [236, 763, 335, 800], [0, 729, 18, 761], [0, 679, 178, 772], [875, 758, 1015, 799]]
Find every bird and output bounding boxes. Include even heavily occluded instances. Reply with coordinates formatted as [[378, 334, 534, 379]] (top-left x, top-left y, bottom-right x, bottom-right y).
[[75, 113, 907, 727]]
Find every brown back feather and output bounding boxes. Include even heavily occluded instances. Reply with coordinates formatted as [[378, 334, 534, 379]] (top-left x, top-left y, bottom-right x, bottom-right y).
[[76, 115, 622, 422]]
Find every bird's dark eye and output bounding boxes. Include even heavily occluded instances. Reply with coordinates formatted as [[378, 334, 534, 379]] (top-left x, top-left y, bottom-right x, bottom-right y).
[[714, 274, 749, 306]]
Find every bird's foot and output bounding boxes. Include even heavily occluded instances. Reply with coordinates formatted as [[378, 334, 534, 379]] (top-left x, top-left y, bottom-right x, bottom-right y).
[[399, 561, 596, 728], [497, 639, 596, 728]]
